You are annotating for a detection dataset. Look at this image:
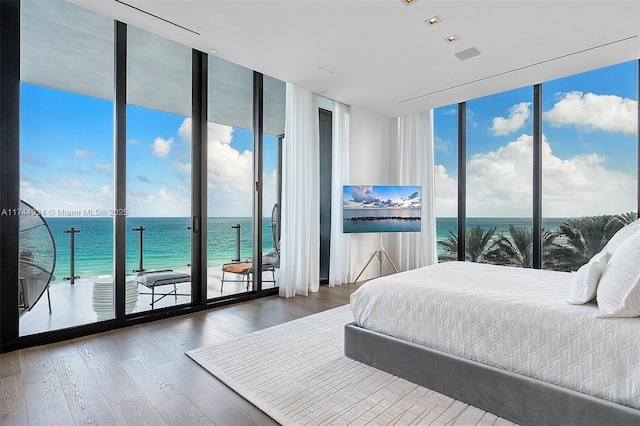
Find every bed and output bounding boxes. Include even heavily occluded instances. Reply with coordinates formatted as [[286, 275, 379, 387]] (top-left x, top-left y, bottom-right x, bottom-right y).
[[344, 261, 640, 426]]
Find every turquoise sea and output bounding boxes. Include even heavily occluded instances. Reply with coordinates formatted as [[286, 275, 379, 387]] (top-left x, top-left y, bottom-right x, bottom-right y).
[[43, 217, 567, 284], [45, 217, 275, 284]]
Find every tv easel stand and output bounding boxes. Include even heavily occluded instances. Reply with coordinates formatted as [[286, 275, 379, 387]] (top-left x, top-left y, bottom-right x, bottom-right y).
[[353, 234, 399, 283]]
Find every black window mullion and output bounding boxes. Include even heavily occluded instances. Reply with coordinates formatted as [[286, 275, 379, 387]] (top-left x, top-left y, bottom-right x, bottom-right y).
[[252, 72, 264, 292], [0, 0, 21, 351], [457, 102, 466, 261], [533, 84, 543, 269], [113, 21, 127, 322], [191, 49, 207, 306]]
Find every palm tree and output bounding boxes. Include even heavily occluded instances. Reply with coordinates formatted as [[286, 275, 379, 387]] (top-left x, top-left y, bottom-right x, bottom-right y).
[[484, 225, 558, 268], [438, 226, 497, 262], [438, 230, 460, 262], [614, 211, 638, 226], [484, 225, 532, 267], [548, 215, 623, 271]]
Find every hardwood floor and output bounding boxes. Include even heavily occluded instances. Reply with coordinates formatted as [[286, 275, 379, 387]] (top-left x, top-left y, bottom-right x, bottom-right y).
[[0, 283, 362, 425]]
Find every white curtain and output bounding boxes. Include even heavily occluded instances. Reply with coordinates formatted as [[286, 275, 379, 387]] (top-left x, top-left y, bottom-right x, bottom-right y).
[[279, 83, 320, 297], [328, 101, 351, 287], [395, 111, 438, 270]]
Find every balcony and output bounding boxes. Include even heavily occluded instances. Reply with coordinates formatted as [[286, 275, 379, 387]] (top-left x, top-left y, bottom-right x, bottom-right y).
[[19, 267, 277, 336]]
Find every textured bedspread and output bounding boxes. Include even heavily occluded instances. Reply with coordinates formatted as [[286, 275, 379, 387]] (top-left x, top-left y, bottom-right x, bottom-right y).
[[350, 261, 640, 409]]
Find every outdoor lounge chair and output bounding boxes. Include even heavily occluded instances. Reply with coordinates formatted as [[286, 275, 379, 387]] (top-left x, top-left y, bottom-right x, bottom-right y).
[[221, 261, 276, 291], [135, 269, 191, 309], [221, 204, 280, 292]]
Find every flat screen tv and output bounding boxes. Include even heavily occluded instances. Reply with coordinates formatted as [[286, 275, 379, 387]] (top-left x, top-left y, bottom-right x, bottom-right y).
[[343, 185, 421, 233]]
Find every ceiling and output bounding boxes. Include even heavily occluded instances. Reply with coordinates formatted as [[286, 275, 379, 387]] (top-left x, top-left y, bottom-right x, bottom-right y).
[[69, 0, 639, 118]]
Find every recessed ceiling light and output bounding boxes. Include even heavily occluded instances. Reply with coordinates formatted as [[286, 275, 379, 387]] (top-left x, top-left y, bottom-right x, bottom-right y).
[[400, 0, 417, 5], [209, 48, 217, 54], [445, 35, 458, 43], [426, 16, 440, 26]]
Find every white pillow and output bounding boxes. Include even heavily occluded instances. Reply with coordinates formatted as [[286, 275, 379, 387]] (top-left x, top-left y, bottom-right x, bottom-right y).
[[567, 251, 611, 304], [596, 229, 640, 318], [602, 218, 640, 255]]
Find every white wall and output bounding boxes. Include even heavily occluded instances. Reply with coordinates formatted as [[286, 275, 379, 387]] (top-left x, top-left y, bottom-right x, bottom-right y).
[[347, 106, 398, 282]]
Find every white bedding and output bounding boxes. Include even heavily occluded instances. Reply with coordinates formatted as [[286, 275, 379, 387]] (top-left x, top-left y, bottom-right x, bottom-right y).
[[350, 261, 640, 409]]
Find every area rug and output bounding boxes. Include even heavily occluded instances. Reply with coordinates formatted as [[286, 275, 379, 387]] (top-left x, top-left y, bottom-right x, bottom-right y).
[[186, 305, 507, 425]]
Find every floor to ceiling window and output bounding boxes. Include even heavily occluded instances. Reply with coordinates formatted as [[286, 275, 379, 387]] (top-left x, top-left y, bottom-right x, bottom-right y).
[[126, 26, 193, 312], [3, 0, 286, 351], [206, 56, 256, 298], [433, 104, 458, 262], [19, 0, 114, 335], [433, 60, 638, 272], [204, 59, 285, 298], [465, 87, 533, 266], [542, 60, 638, 271]]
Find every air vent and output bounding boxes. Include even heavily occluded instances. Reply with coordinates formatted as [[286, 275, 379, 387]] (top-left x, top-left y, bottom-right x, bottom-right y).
[[455, 47, 481, 61]]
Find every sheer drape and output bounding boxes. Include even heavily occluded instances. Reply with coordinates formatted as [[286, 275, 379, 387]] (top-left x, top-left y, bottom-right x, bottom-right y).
[[395, 111, 438, 270], [329, 101, 351, 287], [279, 83, 320, 297]]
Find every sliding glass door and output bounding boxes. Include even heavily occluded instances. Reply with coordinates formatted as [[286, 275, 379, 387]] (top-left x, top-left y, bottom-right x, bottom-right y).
[[19, 0, 114, 334], [126, 26, 193, 312], [5, 0, 287, 350]]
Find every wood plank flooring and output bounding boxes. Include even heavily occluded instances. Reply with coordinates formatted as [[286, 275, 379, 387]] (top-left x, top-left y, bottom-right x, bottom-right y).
[[1, 283, 361, 425]]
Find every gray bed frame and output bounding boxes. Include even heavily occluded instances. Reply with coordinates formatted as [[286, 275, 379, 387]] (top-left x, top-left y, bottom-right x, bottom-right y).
[[344, 322, 640, 426]]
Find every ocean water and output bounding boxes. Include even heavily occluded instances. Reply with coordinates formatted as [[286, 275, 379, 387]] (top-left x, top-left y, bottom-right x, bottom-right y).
[[41, 217, 566, 284], [44, 217, 275, 284]]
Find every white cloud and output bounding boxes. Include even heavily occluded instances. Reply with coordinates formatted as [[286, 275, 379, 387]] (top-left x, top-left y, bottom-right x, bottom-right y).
[[174, 162, 191, 175], [434, 136, 452, 154], [23, 155, 44, 166], [153, 137, 173, 158], [98, 185, 112, 198], [203, 121, 254, 213], [157, 187, 172, 201], [75, 149, 94, 159], [178, 119, 190, 142], [544, 91, 638, 135], [434, 165, 457, 217], [95, 163, 112, 176], [465, 134, 533, 216], [435, 133, 636, 217], [491, 102, 530, 136], [179, 118, 234, 145], [20, 179, 49, 199], [179, 118, 254, 213]]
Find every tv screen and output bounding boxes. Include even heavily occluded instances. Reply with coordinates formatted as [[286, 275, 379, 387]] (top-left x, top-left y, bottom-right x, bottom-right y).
[[343, 185, 421, 233]]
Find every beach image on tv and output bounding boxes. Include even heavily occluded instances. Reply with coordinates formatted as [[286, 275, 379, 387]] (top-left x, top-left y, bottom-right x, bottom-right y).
[[343, 185, 421, 233]]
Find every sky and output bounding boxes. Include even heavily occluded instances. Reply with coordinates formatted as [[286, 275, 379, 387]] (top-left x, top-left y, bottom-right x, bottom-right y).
[[20, 61, 638, 220], [434, 60, 638, 218], [20, 82, 278, 218], [343, 185, 421, 210]]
